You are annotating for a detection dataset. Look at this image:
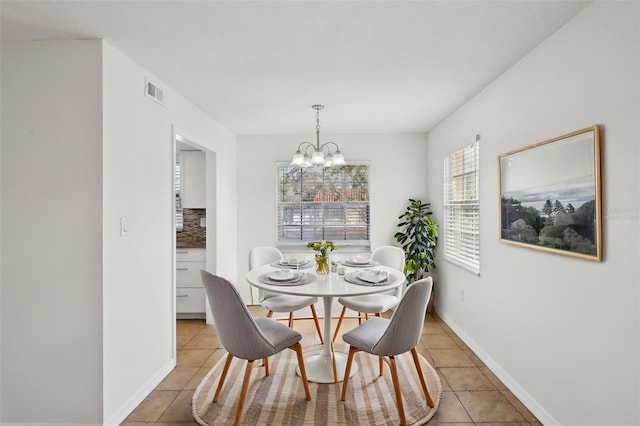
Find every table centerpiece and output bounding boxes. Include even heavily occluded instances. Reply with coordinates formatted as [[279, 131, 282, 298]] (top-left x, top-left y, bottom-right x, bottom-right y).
[[307, 240, 336, 274]]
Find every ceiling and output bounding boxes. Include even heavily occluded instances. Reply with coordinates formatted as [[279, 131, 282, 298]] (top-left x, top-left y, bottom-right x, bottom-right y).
[[1, 1, 589, 136]]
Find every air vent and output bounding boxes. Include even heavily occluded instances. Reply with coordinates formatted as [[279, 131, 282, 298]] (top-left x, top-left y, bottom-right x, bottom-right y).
[[145, 77, 165, 106]]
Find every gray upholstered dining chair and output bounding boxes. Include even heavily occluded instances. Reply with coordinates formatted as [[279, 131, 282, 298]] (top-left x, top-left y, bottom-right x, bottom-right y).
[[332, 245, 405, 342], [340, 277, 434, 426], [201, 271, 311, 426], [249, 246, 323, 343]]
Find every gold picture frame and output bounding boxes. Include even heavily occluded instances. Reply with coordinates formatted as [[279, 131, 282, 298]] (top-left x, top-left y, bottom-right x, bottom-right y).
[[498, 125, 602, 261]]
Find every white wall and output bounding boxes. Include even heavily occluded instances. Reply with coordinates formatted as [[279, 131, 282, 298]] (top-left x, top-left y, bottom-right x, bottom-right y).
[[102, 43, 237, 424], [425, 2, 639, 425], [0, 39, 238, 425], [1, 40, 103, 424], [237, 133, 428, 303]]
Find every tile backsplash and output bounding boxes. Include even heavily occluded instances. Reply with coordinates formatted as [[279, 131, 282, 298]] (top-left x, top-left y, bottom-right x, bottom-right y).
[[177, 208, 206, 243]]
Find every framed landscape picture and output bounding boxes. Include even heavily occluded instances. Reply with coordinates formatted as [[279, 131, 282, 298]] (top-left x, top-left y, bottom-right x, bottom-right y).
[[498, 125, 602, 260]]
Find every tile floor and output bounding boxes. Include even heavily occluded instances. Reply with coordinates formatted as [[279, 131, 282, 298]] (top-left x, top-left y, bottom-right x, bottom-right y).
[[122, 308, 541, 425]]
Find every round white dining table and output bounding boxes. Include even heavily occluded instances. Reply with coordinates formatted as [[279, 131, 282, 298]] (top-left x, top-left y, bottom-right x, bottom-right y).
[[247, 263, 405, 383]]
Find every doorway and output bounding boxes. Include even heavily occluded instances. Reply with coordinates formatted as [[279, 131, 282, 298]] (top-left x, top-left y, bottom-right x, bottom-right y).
[[172, 127, 217, 353]]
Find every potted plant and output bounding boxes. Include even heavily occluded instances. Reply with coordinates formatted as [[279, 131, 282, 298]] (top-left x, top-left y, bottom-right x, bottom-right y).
[[394, 199, 438, 311]]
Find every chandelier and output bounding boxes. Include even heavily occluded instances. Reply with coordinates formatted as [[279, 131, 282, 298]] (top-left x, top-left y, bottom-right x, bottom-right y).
[[290, 105, 346, 167]]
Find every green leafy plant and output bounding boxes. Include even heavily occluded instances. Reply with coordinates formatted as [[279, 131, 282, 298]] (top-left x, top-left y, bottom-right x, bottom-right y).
[[394, 199, 438, 284]]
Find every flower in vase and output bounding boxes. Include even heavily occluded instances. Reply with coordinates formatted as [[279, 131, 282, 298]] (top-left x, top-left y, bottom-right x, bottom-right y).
[[306, 240, 337, 257]]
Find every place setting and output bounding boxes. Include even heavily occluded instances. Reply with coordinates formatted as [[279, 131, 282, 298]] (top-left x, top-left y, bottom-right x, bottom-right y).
[[339, 254, 380, 268], [344, 269, 394, 286], [270, 257, 314, 269], [259, 268, 316, 286]]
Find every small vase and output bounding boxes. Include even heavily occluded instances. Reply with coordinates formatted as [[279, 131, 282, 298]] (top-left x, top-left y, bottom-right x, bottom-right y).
[[315, 255, 329, 274]]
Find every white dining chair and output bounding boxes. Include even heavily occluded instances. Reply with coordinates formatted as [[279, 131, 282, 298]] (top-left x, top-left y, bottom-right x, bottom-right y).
[[332, 246, 405, 342], [340, 277, 434, 426], [249, 246, 323, 343]]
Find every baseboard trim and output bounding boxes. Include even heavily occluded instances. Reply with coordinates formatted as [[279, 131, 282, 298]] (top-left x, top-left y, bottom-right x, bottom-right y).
[[103, 358, 176, 426], [437, 311, 560, 426]]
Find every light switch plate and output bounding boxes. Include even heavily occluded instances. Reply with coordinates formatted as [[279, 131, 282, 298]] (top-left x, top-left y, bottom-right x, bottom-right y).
[[120, 217, 128, 236]]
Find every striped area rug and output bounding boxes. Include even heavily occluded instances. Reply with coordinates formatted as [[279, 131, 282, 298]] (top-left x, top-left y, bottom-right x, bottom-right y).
[[192, 346, 442, 425]]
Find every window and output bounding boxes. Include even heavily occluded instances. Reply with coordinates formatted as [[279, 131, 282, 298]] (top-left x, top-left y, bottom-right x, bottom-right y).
[[443, 141, 480, 274], [276, 163, 370, 247]]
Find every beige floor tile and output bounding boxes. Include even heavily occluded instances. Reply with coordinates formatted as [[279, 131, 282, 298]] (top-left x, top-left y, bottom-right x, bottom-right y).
[[423, 332, 459, 348], [203, 348, 226, 368], [156, 367, 199, 391], [196, 324, 218, 335], [125, 390, 179, 422], [177, 349, 213, 367], [182, 334, 219, 349], [438, 367, 496, 391], [449, 334, 469, 349], [436, 368, 452, 391], [184, 365, 213, 390], [422, 320, 448, 335], [456, 390, 526, 422], [176, 319, 206, 335], [428, 423, 475, 426], [175, 334, 193, 350], [477, 423, 531, 426], [429, 391, 473, 423], [501, 390, 539, 422], [462, 348, 486, 367], [157, 390, 197, 422], [480, 366, 509, 391], [428, 348, 476, 367]]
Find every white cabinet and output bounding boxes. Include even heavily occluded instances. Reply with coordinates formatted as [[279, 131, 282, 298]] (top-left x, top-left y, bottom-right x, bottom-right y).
[[180, 151, 205, 209], [176, 248, 206, 316]]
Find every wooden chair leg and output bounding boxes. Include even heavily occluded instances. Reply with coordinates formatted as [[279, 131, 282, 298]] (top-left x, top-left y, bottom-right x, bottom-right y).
[[389, 356, 407, 426], [358, 313, 363, 325], [264, 356, 269, 376], [332, 306, 347, 343], [233, 360, 254, 426], [288, 312, 294, 328], [310, 304, 324, 344], [375, 312, 381, 317], [340, 346, 359, 401], [331, 340, 338, 383], [379, 356, 384, 376], [213, 353, 234, 402], [290, 343, 311, 400], [262, 310, 274, 368], [411, 347, 434, 408]]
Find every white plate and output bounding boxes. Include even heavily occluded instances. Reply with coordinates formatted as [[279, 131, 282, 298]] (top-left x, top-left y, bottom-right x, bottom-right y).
[[341, 259, 380, 267], [357, 269, 388, 283], [281, 258, 308, 266], [268, 270, 297, 281], [348, 256, 370, 265]]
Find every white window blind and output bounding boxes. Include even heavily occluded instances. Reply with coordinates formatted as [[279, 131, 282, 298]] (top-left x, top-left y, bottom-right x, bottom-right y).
[[276, 163, 370, 245], [443, 141, 480, 274]]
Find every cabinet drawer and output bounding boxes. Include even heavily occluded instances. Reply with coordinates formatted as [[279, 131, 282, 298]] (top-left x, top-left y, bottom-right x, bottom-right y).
[[176, 287, 206, 313], [176, 248, 205, 261], [176, 261, 206, 287]]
